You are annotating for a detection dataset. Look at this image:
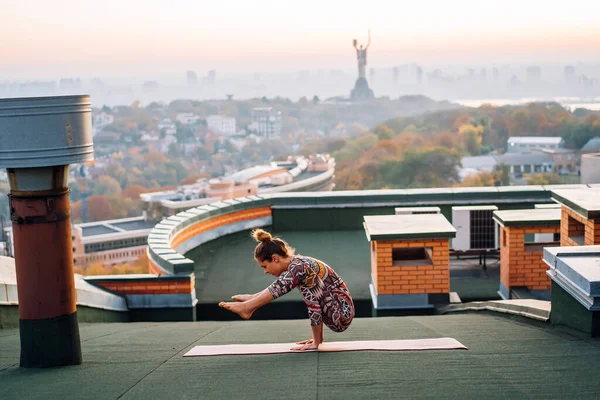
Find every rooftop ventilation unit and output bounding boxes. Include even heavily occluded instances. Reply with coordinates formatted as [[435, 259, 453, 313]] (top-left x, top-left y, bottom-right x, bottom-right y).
[[452, 205, 498, 251], [395, 207, 441, 215]]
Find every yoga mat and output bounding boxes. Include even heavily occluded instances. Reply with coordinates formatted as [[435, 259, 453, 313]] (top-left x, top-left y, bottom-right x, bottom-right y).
[[183, 337, 467, 357]]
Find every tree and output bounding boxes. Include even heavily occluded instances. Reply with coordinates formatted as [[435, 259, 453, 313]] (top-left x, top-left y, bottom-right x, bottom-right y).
[[87, 196, 113, 221], [527, 173, 562, 185], [458, 123, 484, 156], [373, 124, 394, 140], [494, 163, 511, 186], [143, 151, 168, 164], [137, 253, 149, 273], [95, 176, 122, 196], [313, 95, 320, 104], [454, 171, 496, 187], [86, 263, 108, 276], [122, 184, 150, 200]]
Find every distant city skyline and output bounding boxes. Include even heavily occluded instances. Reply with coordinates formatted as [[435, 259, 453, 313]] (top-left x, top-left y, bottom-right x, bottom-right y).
[[2, 0, 600, 80]]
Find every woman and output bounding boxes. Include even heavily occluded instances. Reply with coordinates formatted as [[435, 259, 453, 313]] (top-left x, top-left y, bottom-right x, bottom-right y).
[[219, 229, 355, 351]]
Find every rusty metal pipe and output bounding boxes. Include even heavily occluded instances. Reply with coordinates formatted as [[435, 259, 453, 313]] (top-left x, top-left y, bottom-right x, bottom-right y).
[[0, 95, 93, 368], [9, 166, 81, 367]]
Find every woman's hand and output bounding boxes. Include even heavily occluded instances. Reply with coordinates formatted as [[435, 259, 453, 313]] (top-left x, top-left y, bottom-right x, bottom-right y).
[[291, 342, 319, 351], [296, 338, 315, 345]]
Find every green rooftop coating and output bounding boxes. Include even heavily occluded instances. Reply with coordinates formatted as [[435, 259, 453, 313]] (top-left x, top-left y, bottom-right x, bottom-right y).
[[493, 208, 562, 227], [363, 214, 456, 241], [3, 315, 600, 399], [552, 189, 600, 219]]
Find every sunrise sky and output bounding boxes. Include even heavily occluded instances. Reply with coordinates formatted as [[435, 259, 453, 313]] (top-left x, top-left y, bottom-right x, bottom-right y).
[[2, 0, 599, 79]]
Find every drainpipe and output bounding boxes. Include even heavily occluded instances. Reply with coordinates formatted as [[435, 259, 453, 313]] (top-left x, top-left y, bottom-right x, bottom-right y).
[[0, 95, 94, 368]]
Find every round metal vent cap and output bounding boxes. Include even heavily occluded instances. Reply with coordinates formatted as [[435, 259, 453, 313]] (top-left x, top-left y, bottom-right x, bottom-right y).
[[0, 95, 94, 168]]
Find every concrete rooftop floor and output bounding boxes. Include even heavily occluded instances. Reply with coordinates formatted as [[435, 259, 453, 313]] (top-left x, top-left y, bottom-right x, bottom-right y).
[[2, 314, 600, 399]]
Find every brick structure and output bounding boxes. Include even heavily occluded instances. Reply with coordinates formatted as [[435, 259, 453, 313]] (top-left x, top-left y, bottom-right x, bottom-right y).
[[363, 214, 456, 310], [90, 275, 194, 295], [552, 189, 600, 247], [86, 274, 197, 321], [493, 209, 561, 299]]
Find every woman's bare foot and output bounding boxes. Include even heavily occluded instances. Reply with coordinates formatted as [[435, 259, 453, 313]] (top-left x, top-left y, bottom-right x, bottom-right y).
[[232, 294, 254, 302], [218, 301, 254, 320]]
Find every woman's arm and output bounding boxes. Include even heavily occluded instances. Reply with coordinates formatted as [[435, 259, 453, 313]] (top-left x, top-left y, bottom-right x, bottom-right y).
[[231, 292, 262, 302]]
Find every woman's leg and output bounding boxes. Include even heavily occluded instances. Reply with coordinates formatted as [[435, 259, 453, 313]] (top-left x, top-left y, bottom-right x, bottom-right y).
[[219, 288, 274, 319], [322, 289, 355, 333]]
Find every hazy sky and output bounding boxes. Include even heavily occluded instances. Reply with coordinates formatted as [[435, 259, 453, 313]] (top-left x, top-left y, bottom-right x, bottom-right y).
[[2, 0, 600, 80]]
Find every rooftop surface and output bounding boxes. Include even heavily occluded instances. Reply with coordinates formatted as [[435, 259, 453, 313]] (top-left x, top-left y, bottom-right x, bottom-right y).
[[109, 219, 156, 231], [2, 314, 600, 399], [363, 215, 457, 241], [80, 218, 155, 237], [259, 170, 324, 189], [497, 152, 554, 165], [81, 225, 117, 237], [187, 230, 500, 308], [507, 136, 563, 144], [493, 208, 561, 227], [552, 188, 600, 219]]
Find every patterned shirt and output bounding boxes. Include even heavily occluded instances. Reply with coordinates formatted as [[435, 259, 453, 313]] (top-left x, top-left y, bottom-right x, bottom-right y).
[[268, 255, 350, 327]]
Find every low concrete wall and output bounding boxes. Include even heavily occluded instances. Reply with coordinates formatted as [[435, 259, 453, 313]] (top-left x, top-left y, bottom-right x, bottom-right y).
[[0, 256, 129, 328]]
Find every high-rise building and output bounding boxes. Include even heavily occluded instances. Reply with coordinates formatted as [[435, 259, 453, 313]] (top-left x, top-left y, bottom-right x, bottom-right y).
[[416, 66, 424, 84], [250, 107, 282, 138], [186, 71, 198, 86], [207, 70, 216, 83], [526, 66, 542, 82], [564, 65, 576, 83]]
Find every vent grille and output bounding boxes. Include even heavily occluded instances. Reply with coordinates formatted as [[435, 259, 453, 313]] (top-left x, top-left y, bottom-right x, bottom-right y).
[[469, 209, 495, 249]]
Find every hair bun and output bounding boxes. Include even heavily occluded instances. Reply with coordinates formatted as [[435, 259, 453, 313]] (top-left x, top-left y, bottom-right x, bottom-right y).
[[252, 229, 272, 242]]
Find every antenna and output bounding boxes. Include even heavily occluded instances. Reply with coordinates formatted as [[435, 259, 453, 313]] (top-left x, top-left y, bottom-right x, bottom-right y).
[[0, 215, 5, 256]]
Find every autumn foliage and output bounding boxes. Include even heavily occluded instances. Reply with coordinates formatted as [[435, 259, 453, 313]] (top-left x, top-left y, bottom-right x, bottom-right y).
[[74, 253, 150, 276], [330, 102, 600, 190]]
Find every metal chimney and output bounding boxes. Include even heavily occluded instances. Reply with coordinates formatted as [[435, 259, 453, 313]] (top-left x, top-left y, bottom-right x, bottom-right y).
[[0, 95, 93, 367]]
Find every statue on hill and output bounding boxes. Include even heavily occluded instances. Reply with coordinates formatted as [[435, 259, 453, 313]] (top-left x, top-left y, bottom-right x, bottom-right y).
[[351, 30, 374, 101], [353, 31, 370, 80]]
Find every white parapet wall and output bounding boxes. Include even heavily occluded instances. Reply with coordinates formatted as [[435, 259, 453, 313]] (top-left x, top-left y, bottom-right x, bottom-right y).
[[0, 256, 127, 312]]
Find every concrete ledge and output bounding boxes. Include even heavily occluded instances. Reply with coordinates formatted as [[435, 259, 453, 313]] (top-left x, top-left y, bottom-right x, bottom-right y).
[[369, 283, 435, 310], [175, 216, 272, 254], [439, 299, 551, 321], [1, 256, 128, 313], [125, 293, 198, 309], [74, 275, 128, 312], [498, 282, 510, 300], [543, 246, 600, 311]]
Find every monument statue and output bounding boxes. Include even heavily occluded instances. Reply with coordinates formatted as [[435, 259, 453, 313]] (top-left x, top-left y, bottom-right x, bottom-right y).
[[350, 30, 374, 101], [353, 31, 370, 80]]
